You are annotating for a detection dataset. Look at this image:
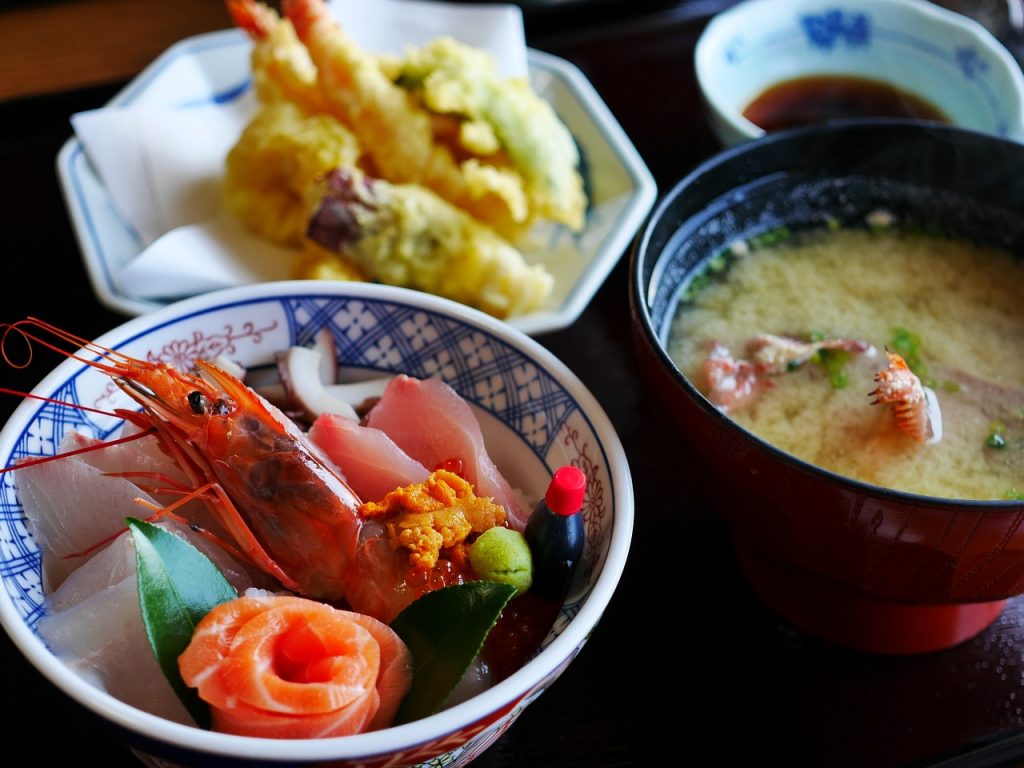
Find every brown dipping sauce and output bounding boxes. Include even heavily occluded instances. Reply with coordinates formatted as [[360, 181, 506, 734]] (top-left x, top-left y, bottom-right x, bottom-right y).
[[742, 74, 951, 131]]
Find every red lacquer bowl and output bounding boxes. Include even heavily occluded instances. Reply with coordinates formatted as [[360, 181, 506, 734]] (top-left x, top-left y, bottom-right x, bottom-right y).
[[629, 120, 1024, 654]]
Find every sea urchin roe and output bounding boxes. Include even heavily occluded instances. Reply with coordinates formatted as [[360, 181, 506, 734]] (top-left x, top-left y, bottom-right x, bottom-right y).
[[359, 470, 506, 569]]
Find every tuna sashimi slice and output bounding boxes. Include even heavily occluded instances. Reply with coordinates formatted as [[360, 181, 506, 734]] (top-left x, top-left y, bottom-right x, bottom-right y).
[[365, 375, 528, 530], [308, 413, 430, 503]]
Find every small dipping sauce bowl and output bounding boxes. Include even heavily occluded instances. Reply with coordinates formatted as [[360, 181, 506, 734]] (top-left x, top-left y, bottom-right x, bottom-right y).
[[695, 0, 1024, 145]]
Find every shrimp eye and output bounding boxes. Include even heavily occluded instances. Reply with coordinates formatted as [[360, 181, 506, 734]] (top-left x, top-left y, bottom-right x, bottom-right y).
[[187, 391, 206, 414]]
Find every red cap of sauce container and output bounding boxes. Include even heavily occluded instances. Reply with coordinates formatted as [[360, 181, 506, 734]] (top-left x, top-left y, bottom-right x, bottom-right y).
[[544, 465, 586, 516]]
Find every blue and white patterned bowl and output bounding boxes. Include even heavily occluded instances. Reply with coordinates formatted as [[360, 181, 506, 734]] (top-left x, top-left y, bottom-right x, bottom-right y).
[[0, 281, 632, 767], [696, 0, 1024, 146]]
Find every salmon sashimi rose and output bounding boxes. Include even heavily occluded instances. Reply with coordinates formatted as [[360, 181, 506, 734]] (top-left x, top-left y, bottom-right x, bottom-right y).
[[178, 594, 412, 738]]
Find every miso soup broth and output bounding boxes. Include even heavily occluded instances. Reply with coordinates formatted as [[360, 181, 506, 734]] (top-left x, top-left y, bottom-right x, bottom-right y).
[[668, 226, 1024, 500]]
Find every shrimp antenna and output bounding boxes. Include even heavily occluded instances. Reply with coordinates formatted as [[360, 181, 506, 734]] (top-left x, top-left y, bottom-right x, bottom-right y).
[[0, 387, 122, 418], [0, 318, 136, 377], [0, 427, 157, 474]]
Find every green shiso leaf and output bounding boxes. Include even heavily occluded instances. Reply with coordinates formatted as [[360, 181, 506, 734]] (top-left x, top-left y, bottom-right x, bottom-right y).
[[128, 518, 237, 729], [390, 581, 516, 725]]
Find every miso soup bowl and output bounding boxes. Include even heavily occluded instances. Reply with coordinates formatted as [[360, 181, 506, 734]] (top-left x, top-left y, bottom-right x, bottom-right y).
[[630, 119, 1024, 655], [0, 281, 632, 767]]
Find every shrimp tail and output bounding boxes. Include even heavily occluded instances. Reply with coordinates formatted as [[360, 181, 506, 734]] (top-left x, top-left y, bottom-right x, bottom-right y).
[[869, 349, 942, 444], [226, 0, 275, 40], [281, 0, 333, 47]]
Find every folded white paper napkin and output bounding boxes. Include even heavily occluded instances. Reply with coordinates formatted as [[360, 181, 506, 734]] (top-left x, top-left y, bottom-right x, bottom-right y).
[[72, 0, 528, 300]]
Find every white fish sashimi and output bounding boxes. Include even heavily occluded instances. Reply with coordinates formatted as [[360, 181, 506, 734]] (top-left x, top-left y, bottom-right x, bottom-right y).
[[39, 577, 194, 725], [308, 413, 429, 502], [366, 375, 529, 529], [20, 431, 278, 589], [58, 426, 188, 485], [16, 453, 162, 591], [46, 532, 138, 614], [40, 520, 269, 725], [57, 429, 238, 540], [47, 518, 274, 613]]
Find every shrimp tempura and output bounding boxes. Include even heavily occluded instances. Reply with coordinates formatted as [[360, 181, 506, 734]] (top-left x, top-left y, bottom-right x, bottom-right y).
[[281, 0, 584, 240]]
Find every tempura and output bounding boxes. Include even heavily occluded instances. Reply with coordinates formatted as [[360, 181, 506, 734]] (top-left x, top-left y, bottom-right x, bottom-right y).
[[223, 0, 588, 318]]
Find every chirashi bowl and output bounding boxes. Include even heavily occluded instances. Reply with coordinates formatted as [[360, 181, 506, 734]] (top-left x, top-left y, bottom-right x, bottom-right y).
[[0, 280, 633, 767]]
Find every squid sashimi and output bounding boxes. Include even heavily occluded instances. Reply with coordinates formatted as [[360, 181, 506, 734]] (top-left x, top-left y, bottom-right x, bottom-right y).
[[365, 375, 528, 529], [308, 413, 429, 502], [178, 593, 411, 738], [38, 521, 265, 726]]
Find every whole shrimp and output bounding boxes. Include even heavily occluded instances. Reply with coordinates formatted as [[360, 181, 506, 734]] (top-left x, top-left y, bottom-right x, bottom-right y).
[[2, 319, 362, 601], [226, 0, 325, 114], [276, 0, 530, 239]]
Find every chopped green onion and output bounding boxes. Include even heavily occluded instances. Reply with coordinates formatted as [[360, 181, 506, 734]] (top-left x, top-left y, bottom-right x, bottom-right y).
[[890, 328, 928, 380], [750, 226, 790, 249], [987, 421, 1008, 449], [816, 347, 852, 389], [1005, 489, 1024, 501], [941, 380, 961, 393], [682, 270, 713, 301]]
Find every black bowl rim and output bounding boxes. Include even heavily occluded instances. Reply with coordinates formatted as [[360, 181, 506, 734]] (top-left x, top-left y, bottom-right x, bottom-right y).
[[630, 117, 1024, 510]]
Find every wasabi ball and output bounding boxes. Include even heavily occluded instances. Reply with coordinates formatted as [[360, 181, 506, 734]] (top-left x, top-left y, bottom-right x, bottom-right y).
[[469, 527, 533, 596]]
